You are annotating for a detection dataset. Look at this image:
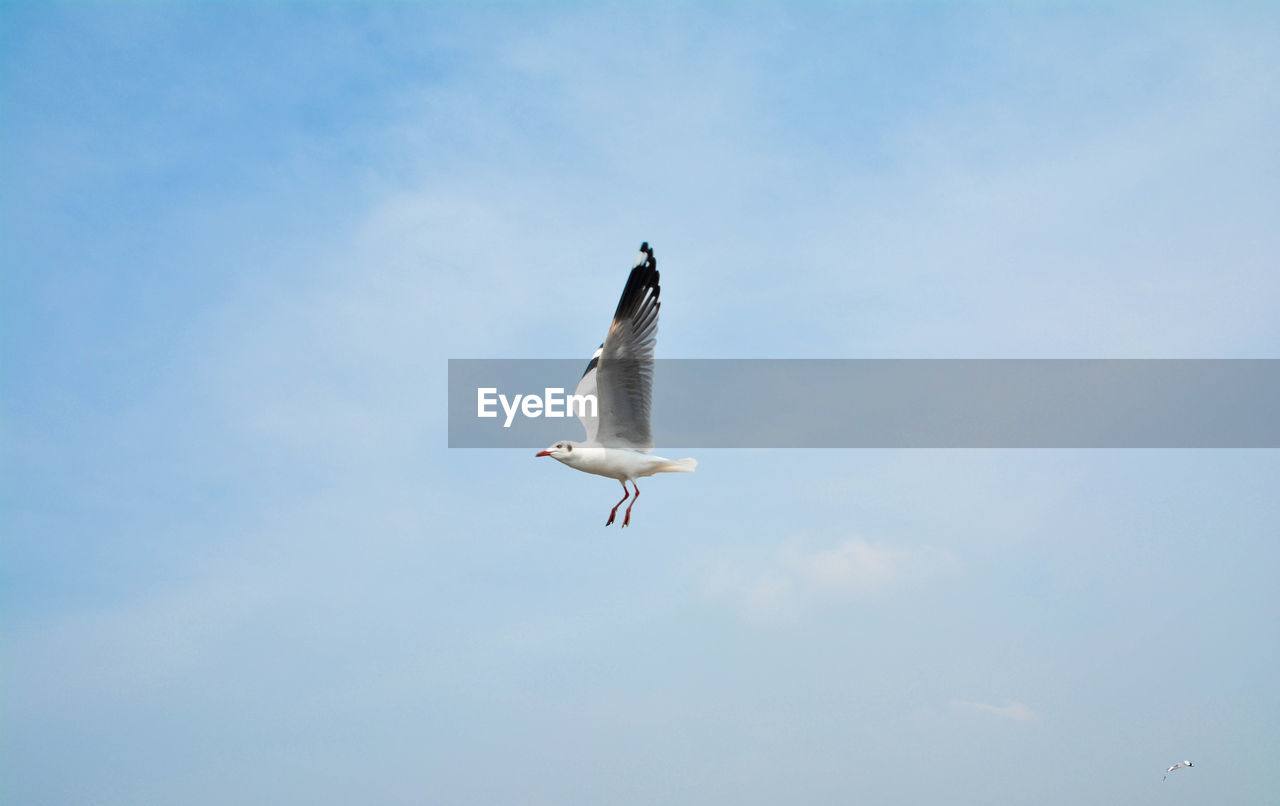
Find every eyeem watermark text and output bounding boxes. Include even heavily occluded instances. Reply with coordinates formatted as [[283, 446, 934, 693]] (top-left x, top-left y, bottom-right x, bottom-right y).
[[452, 359, 1280, 447], [476, 387, 598, 428]]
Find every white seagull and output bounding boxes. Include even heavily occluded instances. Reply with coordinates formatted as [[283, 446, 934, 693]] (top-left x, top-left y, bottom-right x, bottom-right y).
[[1164, 760, 1194, 781], [536, 242, 697, 527]]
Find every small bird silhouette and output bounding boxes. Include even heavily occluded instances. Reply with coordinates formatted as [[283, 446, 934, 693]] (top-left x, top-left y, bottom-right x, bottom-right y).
[[1163, 760, 1194, 781]]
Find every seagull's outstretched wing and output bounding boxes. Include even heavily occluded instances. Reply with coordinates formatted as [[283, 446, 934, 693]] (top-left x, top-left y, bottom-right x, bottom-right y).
[[576, 243, 659, 450]]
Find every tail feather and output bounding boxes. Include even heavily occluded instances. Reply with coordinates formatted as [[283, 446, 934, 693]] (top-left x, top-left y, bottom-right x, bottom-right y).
[[656, 457, 697, 473]]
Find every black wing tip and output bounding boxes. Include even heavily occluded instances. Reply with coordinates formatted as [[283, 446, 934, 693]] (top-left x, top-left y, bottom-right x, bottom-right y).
[[635, 242, 656, 271], [613, 242, 660, 321]]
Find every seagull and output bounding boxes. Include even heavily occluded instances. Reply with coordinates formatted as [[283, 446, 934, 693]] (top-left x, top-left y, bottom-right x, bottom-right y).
[[536, 242, 697, 527], [1164, 760, 1194, 781]]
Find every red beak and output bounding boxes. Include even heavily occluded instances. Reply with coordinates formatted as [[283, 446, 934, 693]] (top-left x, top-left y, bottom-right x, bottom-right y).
[[535, 450, 553, 457]]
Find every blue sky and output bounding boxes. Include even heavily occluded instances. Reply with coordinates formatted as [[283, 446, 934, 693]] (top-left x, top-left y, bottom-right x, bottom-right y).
[[3, 3, 1278, 804]]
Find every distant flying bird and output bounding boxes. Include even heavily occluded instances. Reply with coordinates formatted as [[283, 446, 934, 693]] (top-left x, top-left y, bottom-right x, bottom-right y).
[[1164, 760, 1194, 781], [536, 242, 697, 527]]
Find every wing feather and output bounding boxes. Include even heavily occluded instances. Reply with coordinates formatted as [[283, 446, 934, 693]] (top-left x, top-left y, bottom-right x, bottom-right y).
[[591, 242, 660, 449]]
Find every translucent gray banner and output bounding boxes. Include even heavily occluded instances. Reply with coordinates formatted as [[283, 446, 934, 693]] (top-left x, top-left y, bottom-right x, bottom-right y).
[[447, 359, 1280, 448]]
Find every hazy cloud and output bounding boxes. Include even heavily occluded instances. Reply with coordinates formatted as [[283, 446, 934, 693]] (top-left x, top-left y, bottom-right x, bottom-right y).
[[950, 699, 1039, 723], [705, 536, 960, 620]]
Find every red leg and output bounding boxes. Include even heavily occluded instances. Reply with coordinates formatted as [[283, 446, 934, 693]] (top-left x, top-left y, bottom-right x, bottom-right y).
[[622, 481, 640, 527], [605, 481, 629, 526]]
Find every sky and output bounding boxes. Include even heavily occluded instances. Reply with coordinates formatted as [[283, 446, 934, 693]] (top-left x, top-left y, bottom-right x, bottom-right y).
[[2, 2, 1279, 804]]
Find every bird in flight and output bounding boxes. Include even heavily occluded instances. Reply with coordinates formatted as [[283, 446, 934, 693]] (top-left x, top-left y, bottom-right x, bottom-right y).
[[536, 242, 696, 527], [1164, 760, 1194, 781]]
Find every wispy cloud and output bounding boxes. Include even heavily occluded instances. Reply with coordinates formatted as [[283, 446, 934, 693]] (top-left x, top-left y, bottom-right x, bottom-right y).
[[950, 699, 1039, 723], [705, 536, 960, 620]]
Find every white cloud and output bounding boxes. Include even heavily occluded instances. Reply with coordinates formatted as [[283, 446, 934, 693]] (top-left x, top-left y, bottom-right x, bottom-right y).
[[705, 536, 960, 620], [950, 699, 1039, 723], [781, 536, 903, 592]]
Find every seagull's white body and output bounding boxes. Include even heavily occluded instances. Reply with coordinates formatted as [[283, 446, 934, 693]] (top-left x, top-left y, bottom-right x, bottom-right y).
[[554, 444, 697, 483], [537, 243, 696, 526]]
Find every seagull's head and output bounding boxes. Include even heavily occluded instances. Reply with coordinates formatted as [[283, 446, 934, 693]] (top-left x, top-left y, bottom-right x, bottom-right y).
[[535, 441, 575, 461], [1185, 761, 1194, 767]]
